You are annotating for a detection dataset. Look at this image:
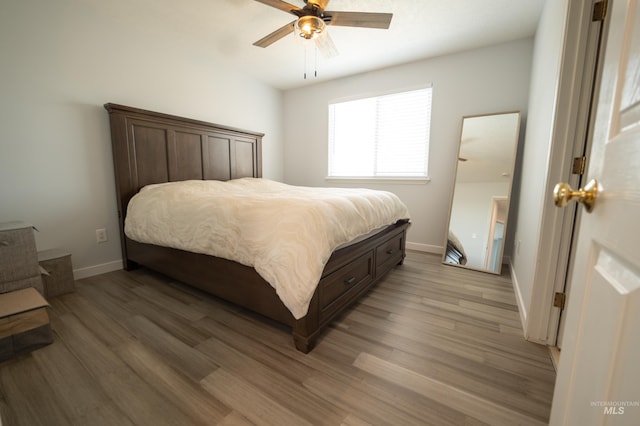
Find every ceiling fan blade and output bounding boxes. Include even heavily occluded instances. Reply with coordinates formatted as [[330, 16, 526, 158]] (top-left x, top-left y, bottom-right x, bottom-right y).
[[253, 20, 296, 48], [253, 0, 301, 15], [306, 0, 330, 10], [315, 31, 339, 59], [325, 11, 393, 29]]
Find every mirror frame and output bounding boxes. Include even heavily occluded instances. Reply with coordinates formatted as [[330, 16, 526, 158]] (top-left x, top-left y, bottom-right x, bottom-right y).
[[442, 111, 521, 275]]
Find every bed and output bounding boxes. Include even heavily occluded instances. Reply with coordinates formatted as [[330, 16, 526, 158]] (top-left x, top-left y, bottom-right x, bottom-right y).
[[105, 103, 410, 353]]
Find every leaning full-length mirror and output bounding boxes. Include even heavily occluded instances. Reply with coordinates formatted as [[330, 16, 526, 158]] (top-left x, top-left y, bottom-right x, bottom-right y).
[[443, 111, 521, 274]]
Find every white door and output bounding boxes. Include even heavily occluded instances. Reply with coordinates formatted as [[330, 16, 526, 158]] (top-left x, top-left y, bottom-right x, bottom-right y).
[[550, 0, 640, 425]]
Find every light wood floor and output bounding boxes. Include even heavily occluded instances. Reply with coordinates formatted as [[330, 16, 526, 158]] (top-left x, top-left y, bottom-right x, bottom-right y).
[[0, 251, 555, 425]]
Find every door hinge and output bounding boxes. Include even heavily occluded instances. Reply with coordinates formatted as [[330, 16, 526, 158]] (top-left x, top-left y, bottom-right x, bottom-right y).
[[554, 292, 566, 310], [572, 156, 587, 175], [592, 0, 608, 22]]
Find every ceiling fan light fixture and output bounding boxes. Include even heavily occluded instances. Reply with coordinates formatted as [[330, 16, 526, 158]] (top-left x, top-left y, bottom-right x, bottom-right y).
[[295, 15, 325, 40]]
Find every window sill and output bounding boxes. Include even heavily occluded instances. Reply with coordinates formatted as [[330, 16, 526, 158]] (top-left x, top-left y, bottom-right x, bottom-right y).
[[325, 177, 431, 185]]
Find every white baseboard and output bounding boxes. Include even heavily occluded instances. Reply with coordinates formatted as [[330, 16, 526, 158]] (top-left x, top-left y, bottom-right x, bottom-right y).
[[73, 259, 123, 280], [509, 259, 528, 336], [406, 241, 442, 254]]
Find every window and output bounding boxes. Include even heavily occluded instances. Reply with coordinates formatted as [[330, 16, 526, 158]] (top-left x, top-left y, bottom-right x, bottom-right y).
[[328, 86, 432, 180]]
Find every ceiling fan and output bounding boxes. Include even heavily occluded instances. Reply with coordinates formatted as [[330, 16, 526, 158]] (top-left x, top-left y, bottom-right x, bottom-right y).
[[252, 0, 393, 58]]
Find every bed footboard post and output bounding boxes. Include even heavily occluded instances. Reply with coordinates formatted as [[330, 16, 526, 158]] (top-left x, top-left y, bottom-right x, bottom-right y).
[[292, 322, 316, 353], [293, 333, 313, 354], [398, 228, 408, 265], [292, 294, 320, 353]]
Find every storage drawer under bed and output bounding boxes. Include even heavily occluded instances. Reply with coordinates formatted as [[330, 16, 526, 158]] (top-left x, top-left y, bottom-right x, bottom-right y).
[[318, 251, 374, 322], [375, 232, 404, 276]]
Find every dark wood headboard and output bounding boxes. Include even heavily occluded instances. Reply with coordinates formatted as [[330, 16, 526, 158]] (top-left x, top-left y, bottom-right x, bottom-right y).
[[104, 103, 263, 262]]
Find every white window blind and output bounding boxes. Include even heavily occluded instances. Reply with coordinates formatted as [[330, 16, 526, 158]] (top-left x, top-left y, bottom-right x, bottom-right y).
[[328, 87, 432, 179]]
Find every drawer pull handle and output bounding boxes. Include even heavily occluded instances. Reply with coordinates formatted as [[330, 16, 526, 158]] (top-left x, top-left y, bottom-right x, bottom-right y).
[[386, 249, 394, 254], [344, 276, 356, 286], [0, 240, 10, 246]]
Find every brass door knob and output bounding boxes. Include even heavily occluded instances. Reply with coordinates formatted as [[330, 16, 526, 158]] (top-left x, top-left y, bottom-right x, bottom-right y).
[[553, 179, 598, 213]]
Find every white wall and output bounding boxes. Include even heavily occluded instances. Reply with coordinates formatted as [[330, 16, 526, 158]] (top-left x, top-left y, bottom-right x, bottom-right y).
[[282, 39, 533, 253], [0, 0, 283, 277], [511, 0, 568, 321]]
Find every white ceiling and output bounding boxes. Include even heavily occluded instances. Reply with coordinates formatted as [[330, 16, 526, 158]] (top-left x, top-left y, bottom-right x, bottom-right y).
[[113, 0, 545, 90]]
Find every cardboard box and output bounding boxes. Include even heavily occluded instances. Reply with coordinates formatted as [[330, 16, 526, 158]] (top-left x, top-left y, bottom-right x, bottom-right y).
[[38, 249, 75, 298], [0, 221, 44, 295], [0, 288, 52, 362]]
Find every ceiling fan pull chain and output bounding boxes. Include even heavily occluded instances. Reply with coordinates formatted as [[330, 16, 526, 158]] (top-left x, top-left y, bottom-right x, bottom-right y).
[[303, 44, 307, 79], [301, 41, 320, 80], [314, 44, 318, 78]]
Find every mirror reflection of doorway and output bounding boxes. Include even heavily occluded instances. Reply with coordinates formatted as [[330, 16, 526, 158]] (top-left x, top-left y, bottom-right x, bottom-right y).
[[485, 197, 508, 272]]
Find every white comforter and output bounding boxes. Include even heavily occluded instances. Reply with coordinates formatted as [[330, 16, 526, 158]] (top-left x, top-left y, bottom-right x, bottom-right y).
[[125, 178, 410, 319]]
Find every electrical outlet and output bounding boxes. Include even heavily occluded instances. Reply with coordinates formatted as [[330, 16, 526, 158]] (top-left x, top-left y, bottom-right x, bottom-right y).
[[96, 228, 108, 243]]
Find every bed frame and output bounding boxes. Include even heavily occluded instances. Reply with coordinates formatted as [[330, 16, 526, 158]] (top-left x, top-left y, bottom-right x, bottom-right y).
[[105, 103, 409, 352]]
